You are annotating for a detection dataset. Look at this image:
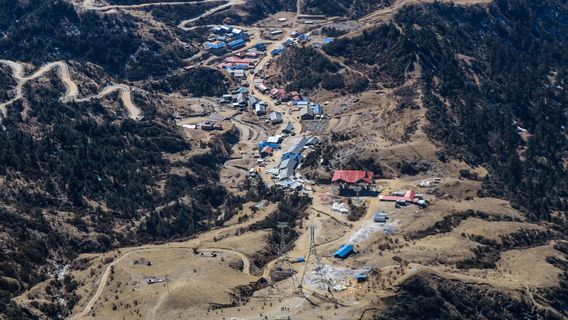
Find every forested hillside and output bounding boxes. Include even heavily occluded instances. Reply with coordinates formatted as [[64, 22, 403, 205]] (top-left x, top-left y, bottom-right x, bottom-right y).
[[0, 0, 193, 79], [302, 0, 393, 17], [192, 0, 296, 25], [325, 0, 568, 220], [272, 46, 369, 93], [374, 273, 562, 320], [0, 69, 242, 317]]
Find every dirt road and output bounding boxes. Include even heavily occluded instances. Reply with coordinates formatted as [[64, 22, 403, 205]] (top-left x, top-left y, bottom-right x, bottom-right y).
[[0, 60, 78, 117], [69, 245, 252, 319], [68, 202, 277, 319], [0, 60, 142, 121], [360, 0, 492, 24], [177, 0, 245, 29], [75, 84, 142, 120]]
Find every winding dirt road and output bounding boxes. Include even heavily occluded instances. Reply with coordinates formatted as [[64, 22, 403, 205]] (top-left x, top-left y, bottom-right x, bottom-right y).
[[0, 60, 78, 117], [0, 60, 142, 121], [75, 84, 142, 120]]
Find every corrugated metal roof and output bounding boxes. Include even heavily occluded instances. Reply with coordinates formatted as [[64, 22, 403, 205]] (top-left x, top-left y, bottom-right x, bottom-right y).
[[279, 158, 298, 170], [228, 39, 246, 47], [334, 244, 354, 259], [278, 165, 295, 180], [285, 137, 308, 155], [332, 170, 374, 184]]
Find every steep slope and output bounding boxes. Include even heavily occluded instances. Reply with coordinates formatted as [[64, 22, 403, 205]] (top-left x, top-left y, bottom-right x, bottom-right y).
[[0, 67, 242, 318], [324, 0, 568, 219], [186, 0, 296, 26], [0, 0, 198, 80], [374, 273, 563, 320], [0, 1, 238, 319], [270, 46, 369, 93], [303, 0, 393, 18]]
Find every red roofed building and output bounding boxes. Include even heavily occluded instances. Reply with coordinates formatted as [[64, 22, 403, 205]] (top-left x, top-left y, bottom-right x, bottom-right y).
[[332, 170, 374, 184], [260, 146, 273, 157], [270, 88, 289, 101], [379, 190, 417, 202], [289, 91, 302, 101]]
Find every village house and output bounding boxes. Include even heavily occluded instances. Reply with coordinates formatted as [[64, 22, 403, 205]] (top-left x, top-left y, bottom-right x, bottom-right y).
[[204, 41, 227, 55], [256, 83, 269, 93], [278, 158, 298, 180], [248, 96, 258, 108], [306, 136, 319, 146], [270, 88, 289, 101], [266, 135, 283, 144], [281, 137, 308, 162], [282, 122, 294, 134], [260, 146, 273, 158], [255, 102, 267, 115], [228, 39, 246, 51], [332, 170, 376, 196], [300, 105, 314, 120], [269, 111, 283, 124], [379, 190, 428, 207]]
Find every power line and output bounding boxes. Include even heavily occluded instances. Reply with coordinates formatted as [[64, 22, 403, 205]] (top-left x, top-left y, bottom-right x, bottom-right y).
[[271, 222, 297, 290], [298, 224, 334, 300]]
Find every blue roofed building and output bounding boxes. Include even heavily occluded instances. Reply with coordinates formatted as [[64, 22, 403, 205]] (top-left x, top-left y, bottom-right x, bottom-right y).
[[271, 47, 285, 56], [281, 136, 308, 162], [281, 153, 303, 162], [284, 38, 296, 47], [311, 104, 324, 115], [228, 39, 246, 50], [258, 141, 281, 150], [204, 41, 227, 55], [334, 244, 354, 259], [231, 28, 249, 40], [255, 42, 267, 51]]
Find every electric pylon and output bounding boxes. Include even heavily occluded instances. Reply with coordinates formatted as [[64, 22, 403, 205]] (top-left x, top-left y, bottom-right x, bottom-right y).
[[271, 222, 297, 289], [298, 224, 334, 297]]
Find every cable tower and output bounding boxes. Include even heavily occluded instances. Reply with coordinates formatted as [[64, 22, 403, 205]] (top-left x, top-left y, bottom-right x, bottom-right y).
[[298, 224, 334, 297], [271, 222, 297, 289]]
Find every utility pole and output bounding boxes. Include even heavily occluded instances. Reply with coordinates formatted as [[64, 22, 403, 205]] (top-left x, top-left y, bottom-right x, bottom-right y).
[[298, 225, 333, 297], [272, 222, 297, 290]]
